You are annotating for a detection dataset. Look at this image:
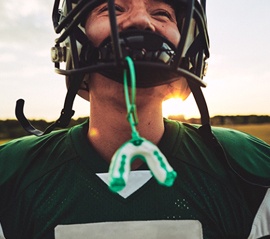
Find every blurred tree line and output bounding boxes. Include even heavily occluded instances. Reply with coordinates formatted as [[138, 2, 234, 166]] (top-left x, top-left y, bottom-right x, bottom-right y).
[[0, 117, 88, 140], [0, 115, 270, 140], [169, 115, 270, 125]]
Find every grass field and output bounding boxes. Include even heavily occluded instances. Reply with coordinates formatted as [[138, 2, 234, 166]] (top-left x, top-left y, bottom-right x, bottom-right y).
[[216, 123, 270, 145], [0, 123, 270, 145], [0, 139, 12, 145]]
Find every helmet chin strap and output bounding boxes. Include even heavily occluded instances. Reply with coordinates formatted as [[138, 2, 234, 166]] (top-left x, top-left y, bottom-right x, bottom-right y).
[[108, 57, 177, 192], [15, 73, 84, 136]]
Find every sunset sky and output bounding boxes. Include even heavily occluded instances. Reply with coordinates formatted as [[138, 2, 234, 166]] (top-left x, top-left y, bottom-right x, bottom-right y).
[[0, 0, 269, 121]]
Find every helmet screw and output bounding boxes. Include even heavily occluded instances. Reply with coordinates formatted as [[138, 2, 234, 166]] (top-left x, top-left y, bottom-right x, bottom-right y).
[[51, 46, 66, 63]]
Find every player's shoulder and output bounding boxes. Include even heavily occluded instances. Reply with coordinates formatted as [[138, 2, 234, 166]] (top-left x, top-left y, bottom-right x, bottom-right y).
[[0, 124, 80, 177], [0, 127, 69, 157], [211, 126, 270, 186], [167, 119, 270, 186], [210, 125, 270, 152], [0, 124, 84, 194]]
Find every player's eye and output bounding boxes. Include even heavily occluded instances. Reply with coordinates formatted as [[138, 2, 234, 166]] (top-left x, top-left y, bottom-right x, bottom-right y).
[[152, 9, 175, 21], [97, 4, 124, 14], [115, 5, 125, 13]]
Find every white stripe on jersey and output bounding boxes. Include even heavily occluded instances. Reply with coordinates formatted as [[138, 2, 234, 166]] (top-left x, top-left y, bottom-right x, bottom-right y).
[[248, 189, 270, 239]]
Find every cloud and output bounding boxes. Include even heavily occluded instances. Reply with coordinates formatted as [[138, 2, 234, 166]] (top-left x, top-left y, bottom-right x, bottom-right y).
[[0, 1, 54, 47], [0, 0, 57, 89], [0, 0, 52, 20], [0, 53, 17, 63]]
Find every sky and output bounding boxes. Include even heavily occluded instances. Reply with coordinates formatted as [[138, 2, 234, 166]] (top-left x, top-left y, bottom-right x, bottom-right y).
[[0, 0, 270, 121]]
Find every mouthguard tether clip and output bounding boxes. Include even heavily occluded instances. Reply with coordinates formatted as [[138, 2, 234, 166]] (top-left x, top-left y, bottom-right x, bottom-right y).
[[108, 57, 177, 192]]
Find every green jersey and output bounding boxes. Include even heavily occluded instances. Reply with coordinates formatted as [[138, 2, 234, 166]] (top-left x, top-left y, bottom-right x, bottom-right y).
[[0, 119, 269, 239]]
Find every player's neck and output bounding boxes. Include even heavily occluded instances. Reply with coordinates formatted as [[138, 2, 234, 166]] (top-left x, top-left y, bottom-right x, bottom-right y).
[[87, 98, 164, 167]]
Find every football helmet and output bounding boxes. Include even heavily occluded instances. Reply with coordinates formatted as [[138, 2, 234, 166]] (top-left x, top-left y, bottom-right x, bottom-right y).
[[52, 0, 209, 84], [16, 0, 211, 135]]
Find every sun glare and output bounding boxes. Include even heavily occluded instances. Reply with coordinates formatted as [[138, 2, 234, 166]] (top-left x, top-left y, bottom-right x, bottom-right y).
[[162, 98, 184, 118], [162, 97, 200, 119]]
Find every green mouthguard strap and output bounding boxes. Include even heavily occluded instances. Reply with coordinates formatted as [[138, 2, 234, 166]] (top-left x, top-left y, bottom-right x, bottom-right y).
[[108, 56, 177, 192], [123, 57, 139, 140]]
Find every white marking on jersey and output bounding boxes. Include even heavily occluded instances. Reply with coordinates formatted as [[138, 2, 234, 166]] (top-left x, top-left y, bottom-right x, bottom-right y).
[[96, 170, 152, 198], [0, 223, 5, 239], [55, 220, 203, 239], [248, 188, 270, 239]]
